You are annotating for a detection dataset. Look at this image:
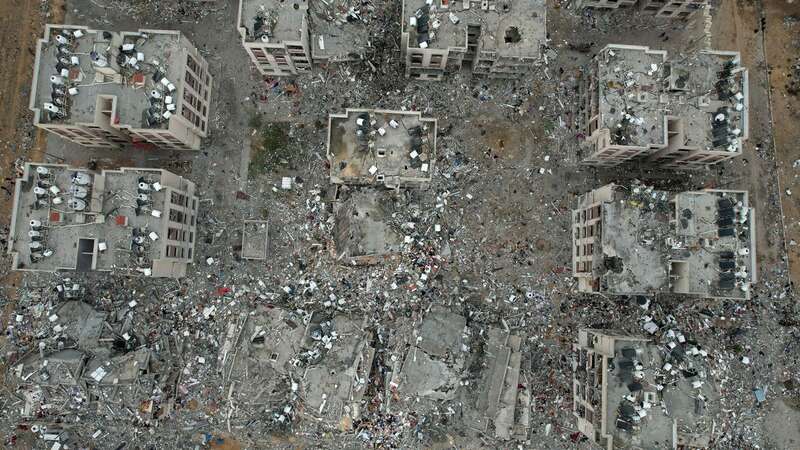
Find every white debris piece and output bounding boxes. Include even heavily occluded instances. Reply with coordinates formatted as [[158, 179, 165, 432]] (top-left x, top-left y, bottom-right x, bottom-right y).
[[643, 321, 659, 334], [90, 366, 108, 382]]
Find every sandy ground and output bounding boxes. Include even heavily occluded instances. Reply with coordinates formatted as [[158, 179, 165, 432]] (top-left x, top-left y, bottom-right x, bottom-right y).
[[0, 0, 65, 360], [762, 0, 800, 286]]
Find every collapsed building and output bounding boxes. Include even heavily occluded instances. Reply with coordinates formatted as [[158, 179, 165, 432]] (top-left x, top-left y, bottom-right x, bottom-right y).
[[577, 44, 748, 169], [572, 183, 756, 299], [301, 313, 375, 429], [237, 0, 312, 77], [327, 108, 437, 188], [577, 0, 707, 19], [400, 0, 547, 80], [326, 108, 437, 267], [386, 306, 529, 440], [331, 187, 404, 265], [220, 307, 375, 430], [572, 329, 716, 450], [7, 299, 180, 428], [8, 163, 199, 278], [30, 25, 213, 150], [308, 0, 371, 66], [237, 0, 370, 77], [219, 306, 308, 427]]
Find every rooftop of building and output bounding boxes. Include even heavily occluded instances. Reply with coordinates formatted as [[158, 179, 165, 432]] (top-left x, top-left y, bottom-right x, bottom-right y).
[[32, 25, 193, 130], [327, 108, 437, 187], [309, 0, 370, 62], [239, 0, 308, 43], [576, 330, 714, 449], [402, 0, 546, 58], [9, 163, 193, 276], [580, 183, 755, 299], [592, 45, 748, 153], [332, 188, 403, 264], [222, 306, 307, 422]]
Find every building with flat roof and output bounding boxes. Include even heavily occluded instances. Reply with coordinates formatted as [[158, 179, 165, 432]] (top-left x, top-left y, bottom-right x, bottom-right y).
[[572, 183, 756, 299], [573, 329, 714, 449], [238, 0, 369, 77], [400, 0, 546, 80], [327, 108, 437, 188], [238, 0, 312, 76], [578, 0, 706, 19], [8, 163, 199, 278], [578, 45, 748, 169], [31, 25, 212, 150]]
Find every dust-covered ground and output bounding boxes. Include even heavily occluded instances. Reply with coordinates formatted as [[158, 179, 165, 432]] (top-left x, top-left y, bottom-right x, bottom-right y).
[[1, 0, 800, 449]]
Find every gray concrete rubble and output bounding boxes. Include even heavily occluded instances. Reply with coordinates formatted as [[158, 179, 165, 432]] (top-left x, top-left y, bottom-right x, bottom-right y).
[[0, 1, 799, 450]]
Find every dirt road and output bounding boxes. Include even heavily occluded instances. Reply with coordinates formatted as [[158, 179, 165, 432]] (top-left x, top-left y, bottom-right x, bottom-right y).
[[762, 0, 800, 286], [0, 0, 66, 218]]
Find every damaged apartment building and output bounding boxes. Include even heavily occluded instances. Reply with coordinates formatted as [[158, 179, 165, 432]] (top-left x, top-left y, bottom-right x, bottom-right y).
[[326, 108, 437, 264], [572, 329, 716, 450], [577, 0, 707, 19], [218, 306, 375, 430], [577, 44, 748, 169], [384, 306, 530, 440], [7, 298, 181, 431], [8, 163, 199, 278], [401, 0, 547, 80], [572, 182, 756, 299], [31, 25, 213, 150], [237, 0, 370, 77]]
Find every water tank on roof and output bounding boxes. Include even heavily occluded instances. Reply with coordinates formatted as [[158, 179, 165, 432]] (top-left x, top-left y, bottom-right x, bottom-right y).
[[72, 172, 91, 186], [68, 198, 86, 211]]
